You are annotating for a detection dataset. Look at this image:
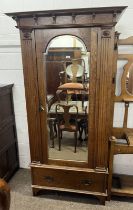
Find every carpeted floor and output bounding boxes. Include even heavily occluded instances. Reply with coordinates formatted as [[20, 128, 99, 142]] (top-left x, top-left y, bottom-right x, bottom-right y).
[[9, 169, 133, 210]]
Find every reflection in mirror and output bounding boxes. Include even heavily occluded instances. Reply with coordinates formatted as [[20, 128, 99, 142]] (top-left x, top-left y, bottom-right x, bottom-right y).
[[126, 63, 133, 95], [44, 35, 90, 162], [115, 60, 128, 96]]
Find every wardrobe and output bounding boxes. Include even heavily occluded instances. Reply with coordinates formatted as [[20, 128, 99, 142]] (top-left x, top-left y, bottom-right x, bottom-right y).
[[6, 6, 133, 204]]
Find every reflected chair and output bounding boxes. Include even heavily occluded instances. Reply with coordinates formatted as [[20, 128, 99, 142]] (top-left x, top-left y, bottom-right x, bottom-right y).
[[56, 104, 78, 153], [47, 117, 57, 148], [56, 58, 88, 103], [65, 59, 85, 83], [57, 82, 89, 108], [58, 58, 85, 84]]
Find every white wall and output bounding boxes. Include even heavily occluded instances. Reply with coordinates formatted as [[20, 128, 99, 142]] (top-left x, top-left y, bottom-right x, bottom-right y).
[[0, 0, 133, 173]]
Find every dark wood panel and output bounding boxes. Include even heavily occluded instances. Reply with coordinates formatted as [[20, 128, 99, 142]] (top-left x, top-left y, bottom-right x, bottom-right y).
[[0, 94, 12, 121], [0, 152, 8, 178], [0, 125, 16, 153], [0, 92, 13, 123], [46, 61, 62, 95], [0, 85, 19, 181]]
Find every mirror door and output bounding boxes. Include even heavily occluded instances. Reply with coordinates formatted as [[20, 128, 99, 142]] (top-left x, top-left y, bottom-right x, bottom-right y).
[[35, 28, 92, 164]]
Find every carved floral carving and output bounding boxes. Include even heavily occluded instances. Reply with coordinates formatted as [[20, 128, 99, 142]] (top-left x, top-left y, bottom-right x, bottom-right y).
[[21, 29, 32, 40], [102, 30, 111, 38]]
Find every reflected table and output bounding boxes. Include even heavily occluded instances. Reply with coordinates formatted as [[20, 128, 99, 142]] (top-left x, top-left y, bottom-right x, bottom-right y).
[[49, 100, 88, 117]]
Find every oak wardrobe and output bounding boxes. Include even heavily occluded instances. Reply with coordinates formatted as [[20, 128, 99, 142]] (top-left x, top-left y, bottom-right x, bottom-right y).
[[7, 6, 133, 204]]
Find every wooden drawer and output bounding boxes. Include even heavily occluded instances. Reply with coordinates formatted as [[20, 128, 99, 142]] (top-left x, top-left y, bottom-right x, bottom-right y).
[[31, 165, 107, 193]]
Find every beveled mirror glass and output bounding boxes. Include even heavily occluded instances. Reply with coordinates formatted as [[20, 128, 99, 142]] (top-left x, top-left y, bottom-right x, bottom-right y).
[[44, 35, 90, 161]]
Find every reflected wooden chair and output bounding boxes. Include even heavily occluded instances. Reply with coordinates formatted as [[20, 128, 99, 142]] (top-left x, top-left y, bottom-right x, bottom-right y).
[[59, 58, 86, 84], [56, 104, 78, 153], [47, 117, 57, 148], [56, 58, 88, 104]]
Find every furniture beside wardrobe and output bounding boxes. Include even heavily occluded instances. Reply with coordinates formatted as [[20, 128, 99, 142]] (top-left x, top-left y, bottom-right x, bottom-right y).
[[0, 84, 19, 181], [108, 35, 133, 199], [6, 6, 131, 205]]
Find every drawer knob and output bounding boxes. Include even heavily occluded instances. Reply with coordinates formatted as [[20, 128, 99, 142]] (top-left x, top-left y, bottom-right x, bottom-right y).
[[39, 104, 45, 112], [44, 176, 54, 183], [81, 179, 92, 186]]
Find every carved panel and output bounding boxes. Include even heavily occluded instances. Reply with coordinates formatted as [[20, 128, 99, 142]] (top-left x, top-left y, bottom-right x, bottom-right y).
[[101, 30, 111, 38], [21, 29, 33, 40]]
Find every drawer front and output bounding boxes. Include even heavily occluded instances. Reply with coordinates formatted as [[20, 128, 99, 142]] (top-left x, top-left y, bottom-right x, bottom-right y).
[[31, 166, 106, 193]]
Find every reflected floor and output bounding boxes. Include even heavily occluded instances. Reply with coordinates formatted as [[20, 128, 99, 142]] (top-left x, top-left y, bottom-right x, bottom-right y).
[[49, 132, 88, 161]]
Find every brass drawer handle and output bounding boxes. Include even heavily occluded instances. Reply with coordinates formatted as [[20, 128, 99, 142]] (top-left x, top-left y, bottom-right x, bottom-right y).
[[44, 176, 54, 183], [81, 179, 92, 186]]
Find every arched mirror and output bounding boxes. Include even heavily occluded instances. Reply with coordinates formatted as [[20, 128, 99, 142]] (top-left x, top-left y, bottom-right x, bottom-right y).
[[43, 35, 90, 162], [126, 63, 133, 95], [115, 60, 128, 96]]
